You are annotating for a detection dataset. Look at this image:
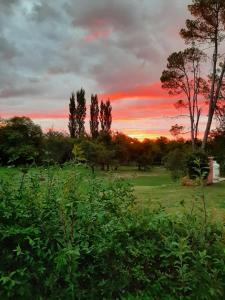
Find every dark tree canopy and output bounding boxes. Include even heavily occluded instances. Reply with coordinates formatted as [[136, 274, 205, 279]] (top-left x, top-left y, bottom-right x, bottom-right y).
[[180, 0, 225, 44], [90, 94, 99, 139], [0, 117, 43, 165]]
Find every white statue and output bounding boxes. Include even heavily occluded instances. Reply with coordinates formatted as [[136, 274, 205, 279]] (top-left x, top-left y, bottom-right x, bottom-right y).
[[213, 160, 220, 182]]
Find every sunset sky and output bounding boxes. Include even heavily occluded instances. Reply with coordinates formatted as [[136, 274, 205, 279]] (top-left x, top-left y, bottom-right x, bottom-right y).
[[0, 0, 212, 140]]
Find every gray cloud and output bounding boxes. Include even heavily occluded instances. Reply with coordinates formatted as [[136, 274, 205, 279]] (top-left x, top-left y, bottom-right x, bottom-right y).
[[0, 0, 191, 132], [0, 0, 20, 11], [0, 35, 20, 60], [0, 86, 39, 98]]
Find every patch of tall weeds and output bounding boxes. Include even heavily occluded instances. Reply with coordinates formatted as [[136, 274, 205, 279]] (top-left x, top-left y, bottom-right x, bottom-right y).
[[0, 164, 225, 299]]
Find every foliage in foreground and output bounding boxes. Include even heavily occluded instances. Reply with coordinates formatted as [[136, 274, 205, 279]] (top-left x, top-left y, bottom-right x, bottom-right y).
[[0, 165, 225, 299]]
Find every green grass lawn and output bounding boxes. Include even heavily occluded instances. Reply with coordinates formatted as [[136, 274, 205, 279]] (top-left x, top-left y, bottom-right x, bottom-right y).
[[98, 166, 225, 221], [1, 165, 225, 221]]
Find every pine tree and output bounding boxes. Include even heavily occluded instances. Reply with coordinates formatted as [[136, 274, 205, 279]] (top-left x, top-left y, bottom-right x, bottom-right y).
[[76, 88, 86, 138], [68, 92, 77, 138], [90, 94, 99, 139], [180, 0, 225, 149]]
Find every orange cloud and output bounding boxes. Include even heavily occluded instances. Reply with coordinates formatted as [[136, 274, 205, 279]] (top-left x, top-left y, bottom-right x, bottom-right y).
[[100, 81, 172, 101], [112, 100, 175, 120]]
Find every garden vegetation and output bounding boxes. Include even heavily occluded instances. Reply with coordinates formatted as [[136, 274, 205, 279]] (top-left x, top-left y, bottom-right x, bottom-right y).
[[1, 164, 225, 299]]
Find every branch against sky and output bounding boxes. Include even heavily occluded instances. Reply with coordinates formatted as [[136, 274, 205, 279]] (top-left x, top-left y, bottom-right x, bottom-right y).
[[161, 47, 207, 149], [180, 0, 225, 149]]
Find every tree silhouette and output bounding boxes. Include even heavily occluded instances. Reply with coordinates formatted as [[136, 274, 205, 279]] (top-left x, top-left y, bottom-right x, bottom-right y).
[[100, 100, 112, 134], [180, 0, 225, 149], [76, 88, 86, 138], [161, 47, 207, 150], [68, 92, 77, 138], [90, 94, 99, 139]]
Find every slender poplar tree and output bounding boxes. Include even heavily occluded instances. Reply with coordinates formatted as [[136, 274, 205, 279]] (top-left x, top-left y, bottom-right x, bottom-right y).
[[90, 94, 99, 138], [104, 100, 112, 134], [100, 99, 112, 134], [100, 101, 105, 132], [68, 92, 77, 138], [76, 88, 86, 138]]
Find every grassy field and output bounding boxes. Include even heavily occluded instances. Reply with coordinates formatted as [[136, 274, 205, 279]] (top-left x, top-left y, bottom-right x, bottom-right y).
[[1, 165, 225, 221], [97, 166, 225, 219]]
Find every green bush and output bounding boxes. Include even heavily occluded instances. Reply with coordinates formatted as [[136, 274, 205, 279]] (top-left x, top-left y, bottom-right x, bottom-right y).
[[186, 151, 210, 179], [0, 165, 225, 299], [163, 148, 186, 180]]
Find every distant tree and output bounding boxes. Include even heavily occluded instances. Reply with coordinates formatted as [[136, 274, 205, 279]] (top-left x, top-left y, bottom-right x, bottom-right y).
[[137, 140, 154, 171], [80, 139, 99, 173], [68, 92, 77, 138], [44, 129, 73, 164], [154, 136, 169, 164], [180, 0, 225, 149], [112, 132, 132, 166], [129, 139, 154, 171], [164, 148, 187, 181], [0, 116, 43, 165], [104, 100, 112, 133], [100, 101, 105, 132], [90, 94, 99, 138], [161, 47, 207, 150], [76, 88, 86, 138], [96, 142, 115, 171], [100, 100, 112, 134]]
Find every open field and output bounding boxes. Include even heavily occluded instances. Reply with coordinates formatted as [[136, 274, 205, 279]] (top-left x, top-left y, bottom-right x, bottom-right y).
[[1, 165, 225, 221]]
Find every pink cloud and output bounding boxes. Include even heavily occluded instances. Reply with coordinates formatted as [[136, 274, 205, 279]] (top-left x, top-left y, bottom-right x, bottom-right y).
[[100, 82, 173, 101], [84, 27, 113, 42]]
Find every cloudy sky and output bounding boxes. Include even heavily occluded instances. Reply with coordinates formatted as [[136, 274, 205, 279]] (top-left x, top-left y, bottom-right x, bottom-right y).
[[0, 0, 200, 139]]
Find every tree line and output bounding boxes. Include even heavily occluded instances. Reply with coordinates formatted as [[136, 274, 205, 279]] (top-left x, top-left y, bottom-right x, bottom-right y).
[[0, 114, 225, 176]]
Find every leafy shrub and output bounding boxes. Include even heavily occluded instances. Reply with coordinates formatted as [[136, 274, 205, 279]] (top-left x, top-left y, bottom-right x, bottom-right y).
[[0, 165, 225, 299], [163, 148, 186, 180], [186, 151, 209, 179]]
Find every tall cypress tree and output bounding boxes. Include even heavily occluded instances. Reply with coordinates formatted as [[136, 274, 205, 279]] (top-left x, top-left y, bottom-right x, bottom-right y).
[[90, 94, 99, 138], [104, 100, 112, 134], [68, 92, 77, 138], [76, 88, 86, 138], [100, 101, 105, 132], [100, 99, 112, 134]]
